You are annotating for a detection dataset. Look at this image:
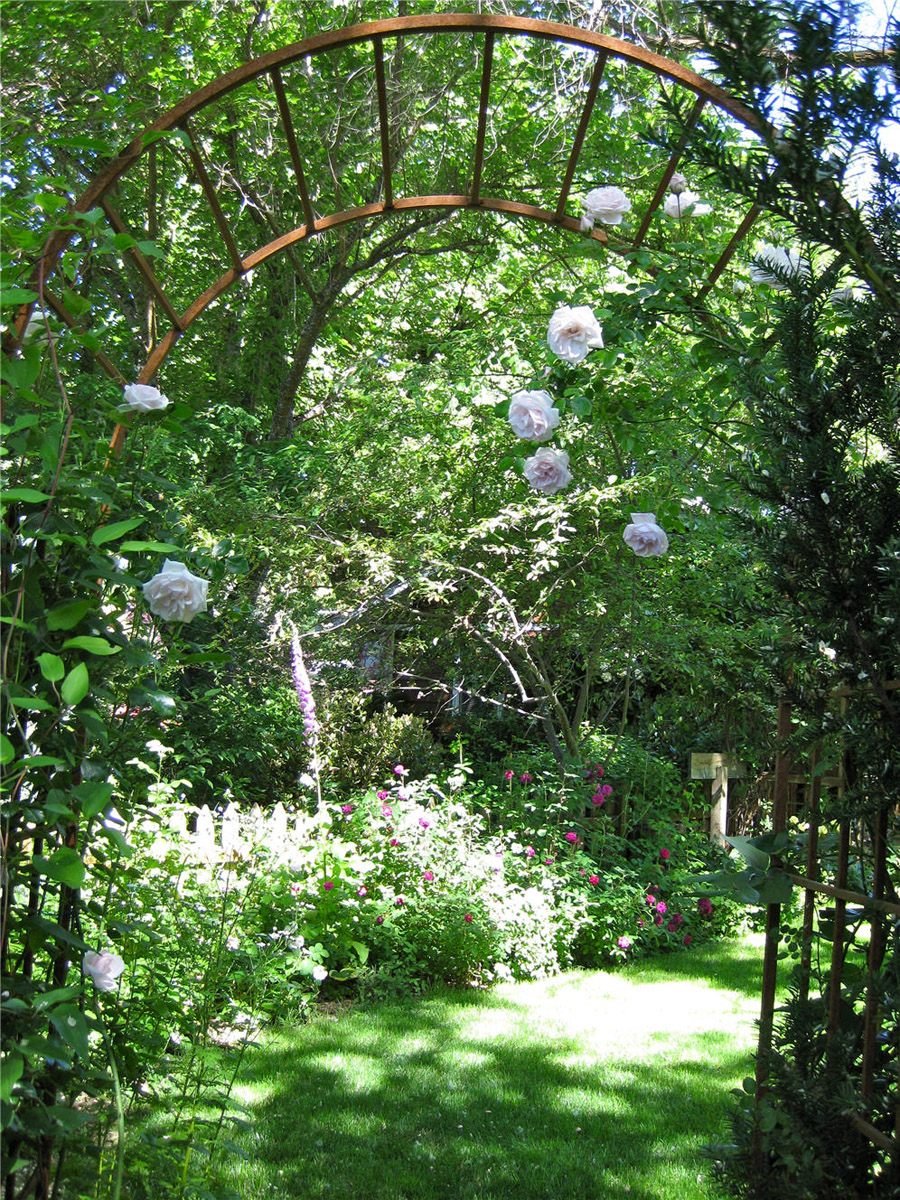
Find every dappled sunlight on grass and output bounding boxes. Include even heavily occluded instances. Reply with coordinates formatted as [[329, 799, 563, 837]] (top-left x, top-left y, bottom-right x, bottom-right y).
[[222, 936, 767, 1199]]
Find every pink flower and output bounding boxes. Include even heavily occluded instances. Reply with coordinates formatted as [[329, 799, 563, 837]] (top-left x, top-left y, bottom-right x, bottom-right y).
[[290, 882, 302, 896], [323, 880, 334, 891], [590, 793, 605, 806], [544, 858, 554, 866], [464, 913, 473, 923], [654, 913, 663, 926], [617, 936, 631, 950], [389, 838, 399, 846], [395, 896, 405, 907], [637, 917, 645, 928], [565, 831, 578, 844], [423, 870, 434, 881], [672, 912, 684, 926], [83, 950, 126, 993], [683, 934, 692, 946], [418, 817, 430, 829], [504, 770, 514, 780], [645, 894, 656, 907], [394, 764, 406, 776], [525, 846, 536, 858], [667, 919, 679, 933], [377, 790, 389, 801], [656, 901, 667, 915], [600, 784, 612, 798], [520, 773, 532, 783], [375, 915, 384, 925], [341, 804, 353, 815], [659, 847, 671, 861], [580, 868, 587, 876], [589, 874, 599, 885], [698, 897, 713, 916], [381, 804, 393, 818], [358, 886, 367, 897]]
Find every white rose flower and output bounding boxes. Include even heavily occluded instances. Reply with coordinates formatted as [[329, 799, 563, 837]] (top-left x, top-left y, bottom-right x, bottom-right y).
[[523, 447, 573, 495], [732, 278, 750, 297], [583, 186, 632, 226], [546, 305, 604, 364], [749, 245, 810, 289], [507, 390, 561, 442], [122, 383, 171, 412], [668, 172, 688, 195], [143, 559, 209, 623], [312, 964, 329, 982], [663, 190, 711, 218], [83, 949, 126, 993], [623, 512, 669, 557]]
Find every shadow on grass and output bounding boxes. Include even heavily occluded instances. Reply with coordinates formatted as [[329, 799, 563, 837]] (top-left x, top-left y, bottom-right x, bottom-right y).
[[223, 940, 766, 1200]]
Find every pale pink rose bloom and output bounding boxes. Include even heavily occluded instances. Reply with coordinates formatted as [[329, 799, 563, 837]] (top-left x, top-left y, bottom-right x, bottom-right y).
[[507, 390, 560, 442], [623, 512, 669, 557], [523, 447, 573, 495], [583, 186, 632, 225], [143, 559, 209, 623], [122, 383, 170, 412], [546, 305, 604, 364], [83, 949, 126, 992], [663, 191, 711, 218]]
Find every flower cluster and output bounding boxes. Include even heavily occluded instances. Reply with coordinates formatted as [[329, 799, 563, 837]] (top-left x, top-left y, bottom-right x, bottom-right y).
[[290, 630, 319, 745]]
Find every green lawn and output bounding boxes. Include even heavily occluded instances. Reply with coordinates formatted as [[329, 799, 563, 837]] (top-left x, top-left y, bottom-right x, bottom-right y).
[[220, 935, 769, 1200]]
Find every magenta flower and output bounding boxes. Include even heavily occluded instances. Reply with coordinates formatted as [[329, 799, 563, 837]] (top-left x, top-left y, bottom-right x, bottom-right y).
[[525, 846, 536, 858], [422, 870, 434, 881], [504, 770, 514, 780], [377, 790, 389, 801], [646, 894, 656, 907], [381, 804, 393, 818], [290, 881, 302, 896], [667, 919, 679, 933], [654, 913, 663, 926], [375, 915, 384, 925], [341, 804, 353, 815], [672, 912, 684, 926], [565, 831, 578, 844], [464, 913, 473, 923], [323, 880, 334, 892], [389, 838, 399, 846], [617, 936, 631, 950], [520, 773, 532, 783], [698, 897, 713, 916], [660, 847, 671, 861], [580, 868, 586, 876], [683, 934, 692, 946], [590, 793, 605, 806], [589, 874, 599, 885], [600, 784, 613, 798], [544, 857, 554, 866], [418, 817, 430, 829], [637, 917, 645, 928], [395, 896, 405, 907], [358, 886, 367, 897], [394, 764, 406, 776], [656, 901, 667, 915]]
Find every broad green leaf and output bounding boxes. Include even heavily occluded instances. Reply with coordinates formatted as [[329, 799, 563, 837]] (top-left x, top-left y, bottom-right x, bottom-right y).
[[0, 287, 39, 306], [0, 487, 51, 504], [32, 849, 85, 889], [62, 636, 121, 656], [73, 781, 114, 819], [118, 540, 182, 553], [61, 662, 89, 707], [49, 1007, 91, 1061], [757, 869, 794, 906], [0, 1053, 24, 1103], [37, 652, 65, 682], [8, 692, 55, 712], [91, 516, 145, 546], [728, 835, 770, 872], [0, 734, 14, 765], [47, 601, 94, 631]]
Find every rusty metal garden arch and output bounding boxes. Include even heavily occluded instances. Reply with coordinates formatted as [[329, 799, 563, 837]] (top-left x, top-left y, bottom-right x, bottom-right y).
[[25, 12, 770, 456]]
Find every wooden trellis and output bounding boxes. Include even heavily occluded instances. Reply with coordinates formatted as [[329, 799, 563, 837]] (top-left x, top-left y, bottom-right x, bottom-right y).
[[758, 686, 900, 1174], [13, 13, 770, 459]]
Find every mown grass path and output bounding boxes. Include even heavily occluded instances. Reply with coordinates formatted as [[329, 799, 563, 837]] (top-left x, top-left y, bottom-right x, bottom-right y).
[[226, 935, 767, 1200]]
